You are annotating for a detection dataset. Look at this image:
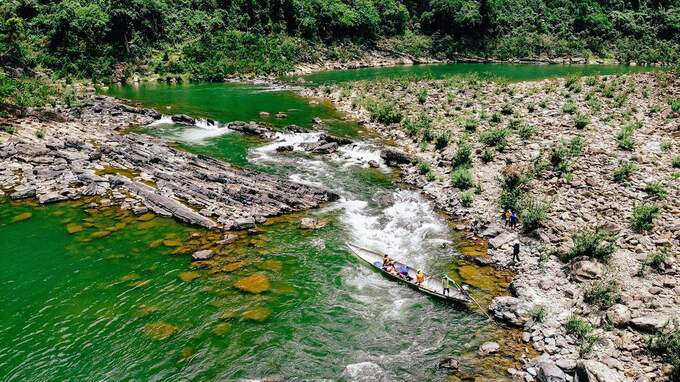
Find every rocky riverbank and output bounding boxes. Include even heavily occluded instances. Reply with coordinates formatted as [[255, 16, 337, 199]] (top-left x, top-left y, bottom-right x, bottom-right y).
[[305, 72, 680, 381], [0, 93, 337, 231]]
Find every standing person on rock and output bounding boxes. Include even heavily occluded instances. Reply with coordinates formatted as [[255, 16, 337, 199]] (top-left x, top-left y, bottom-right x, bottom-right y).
[[504, 209, 512, 226], [510, 210, 519, 228], [512, 238, 521, 263]]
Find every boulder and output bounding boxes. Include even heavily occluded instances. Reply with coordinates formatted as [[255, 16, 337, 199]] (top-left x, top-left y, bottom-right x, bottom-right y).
[[478, 341, 500, 356], [171, 114, 195, 125], [275, 112, 287, 118], [488, 296, 530, 326], [318, 133, 353, 145], [488, 232, 515, 249], [630, 314, 669, 333], [313, 142, 339, 154], [227, 217, 256, 231], [575, 360, 625, 382], [570, 260, 604, 282], [38, 192, 68, 204], [537, 360, 567, 382], [275, 145, 294, 152], [438, 357, 460, 370], [606, 304, 631, 327], [380, 148, 414, 166], [191, 249, 214, 261], [227, 121, 270, 137], [300, 217, 328, 229], [10, 185, 36, 200], [342, 362, 388, 382]]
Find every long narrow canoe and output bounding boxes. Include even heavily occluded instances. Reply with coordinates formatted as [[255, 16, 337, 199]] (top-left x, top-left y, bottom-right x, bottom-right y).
[[346, 242, 472, 304]]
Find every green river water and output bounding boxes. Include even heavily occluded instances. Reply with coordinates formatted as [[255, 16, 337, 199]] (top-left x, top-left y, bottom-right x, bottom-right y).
[[1, 63, 650, 381]]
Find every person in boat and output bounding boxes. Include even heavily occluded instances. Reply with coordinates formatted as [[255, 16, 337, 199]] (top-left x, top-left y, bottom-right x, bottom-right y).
[[386, 263, 398, 276], [382, 254, 391, 269], [397, 266, 412, 281], [442, 275, 452, 296], [415, 270, 428, 286]]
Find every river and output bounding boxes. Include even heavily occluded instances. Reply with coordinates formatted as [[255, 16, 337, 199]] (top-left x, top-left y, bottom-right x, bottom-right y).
[[0, 63, 651, 381]]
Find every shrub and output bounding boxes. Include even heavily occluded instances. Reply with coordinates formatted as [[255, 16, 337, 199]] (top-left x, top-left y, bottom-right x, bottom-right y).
[[584, 280, 621, 309], [646, 249, 668, 273], [35, 127, 46, 139], [2, 124, 16, 134], [661, 140, 672, 151], [451, 167, 474, 189], [528, 305, 547, 323], [417, 161, 430, 175], [518, 124, 535, 140], [648, 321, 680, 381], [616, 125, 635, 150], [416, 88, 428, 104], [566, 316, 598, 354], [567, 229, 616, 263], [630, 203, 660, 232], [549, 145, 570, 174], [491, 112, 502, 123], [426, 171, 436, 182], [569, 136, 586, 156], [368, 101, 402, 124], [574, 113, 591, 129], [673, 156, 680, 169], [520, 199, 549, 233], [403, 119, 419, 137], [500, 103, 513, 115], [670, 98, 680, 114], [479, 128, 510, 151], [460, 191, 474, 207], [422, 126, 433, 142], [644, 182, 667, 199], [481, 148, 494, 163], [462, 117, 479, 132], [452, 138, 472, 167], [434, 131, 450, 150], [613, 162, 637, 182], [562, 100, 577, 114]]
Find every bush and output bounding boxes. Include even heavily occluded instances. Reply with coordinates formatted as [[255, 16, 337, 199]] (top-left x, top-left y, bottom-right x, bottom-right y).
[[630, 203, 660, 232], [583, 280, 621, 309], [35, 127, 46, 139], [417, 161, 430, 175], [520, 199, 549, 233], [368, 101, 402, 124], [491, 112, 502, 123], [574, 113, 591, 129], [416, 88, 428, 104], [460, 191, 474, 207], [452, 138, 472, 167], [616, 124, 635, 150], [673, 156, 680, 169], [434, 131, 450, 150], [644, 181, 667, 199], [567, 229, 616, 263], [451, 167, 474, 189], [648, 322, 680, 381], [481, 148, 494, 163], [479, 128, 510, 151], [661, 140, 672, 151], [500, 103, 513, 115], [562, 100, 577, 114], [569, 136, 586, 156], [462, 117, 478, 132], [565, 316, 598, 354], [549, 145, 571, 174], [671, 98, 680, 114], [613, 162, 638, 182], [646, 249, 668, 273], [517, 124, 535, 140], [528, 305, 547, 322]]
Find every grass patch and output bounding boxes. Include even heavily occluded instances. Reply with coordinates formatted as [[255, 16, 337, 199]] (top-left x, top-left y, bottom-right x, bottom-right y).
[[368, 101, 402, 124], [648, 322, 680, 381], [520, 198, 549, 233], [583, 280, 621, 309], [528, 305, 547, 323], [565, 316, 598, 355], [451, 167, 474, 190], [460, 191, 474, 207], [479, 128, 510, 151], [644, 181, 667, 199], [613, 162, 638, 183], [452, 137, 472, 168], [574, 113, 591, 129]]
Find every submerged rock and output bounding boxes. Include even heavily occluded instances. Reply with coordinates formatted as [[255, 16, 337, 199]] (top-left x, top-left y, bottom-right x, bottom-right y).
[[233, 273, 270, 293], [178, 271, 200, 282], [438, 357, 460, 370], [240, 307, 272, 322], [11, 212, 33, 223], [66, 223, 84, 234], [143, 321, 178, 340], [171, 114, 195, 125], [212, 322, 231, 336]]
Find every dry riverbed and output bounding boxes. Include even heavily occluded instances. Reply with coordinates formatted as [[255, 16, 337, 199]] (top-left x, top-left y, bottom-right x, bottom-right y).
[[305, 72, 680, 381]]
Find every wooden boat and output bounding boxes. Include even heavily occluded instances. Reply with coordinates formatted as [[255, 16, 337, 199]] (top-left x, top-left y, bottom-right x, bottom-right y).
[[346, 242, 472, 304]]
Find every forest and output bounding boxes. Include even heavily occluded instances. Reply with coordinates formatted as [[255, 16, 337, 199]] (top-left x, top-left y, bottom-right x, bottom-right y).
[[1, 0, 680, 81]]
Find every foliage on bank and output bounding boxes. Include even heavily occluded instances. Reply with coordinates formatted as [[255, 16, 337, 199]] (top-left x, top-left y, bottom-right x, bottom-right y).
[[1, 0, 680, 81]]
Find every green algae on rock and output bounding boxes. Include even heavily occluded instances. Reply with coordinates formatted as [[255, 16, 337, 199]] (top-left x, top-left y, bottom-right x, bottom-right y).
[[11, 212, 32, 223], [233, 273, 270, 294], [143, 322, 178, 340]]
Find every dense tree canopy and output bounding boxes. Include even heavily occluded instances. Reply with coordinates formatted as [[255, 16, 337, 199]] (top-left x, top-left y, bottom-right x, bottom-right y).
[[1, 0, 678, 80]]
